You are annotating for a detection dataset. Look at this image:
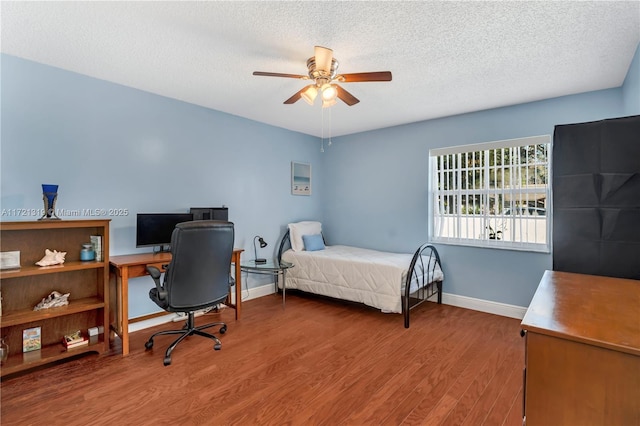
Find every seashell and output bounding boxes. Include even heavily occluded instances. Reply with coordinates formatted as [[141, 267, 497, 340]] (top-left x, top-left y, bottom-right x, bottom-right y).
[[35, 249, 67, 266]]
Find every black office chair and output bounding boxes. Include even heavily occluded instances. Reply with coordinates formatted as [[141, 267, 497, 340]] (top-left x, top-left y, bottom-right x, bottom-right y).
[[144, 220, 235, 366]]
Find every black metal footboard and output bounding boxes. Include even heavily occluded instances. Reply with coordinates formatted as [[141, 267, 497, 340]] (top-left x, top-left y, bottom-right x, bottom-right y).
[[403, 243, 443, 328]]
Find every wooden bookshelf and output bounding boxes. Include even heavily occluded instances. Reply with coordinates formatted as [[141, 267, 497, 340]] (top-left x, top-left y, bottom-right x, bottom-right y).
[[0, 219, 110, 378]]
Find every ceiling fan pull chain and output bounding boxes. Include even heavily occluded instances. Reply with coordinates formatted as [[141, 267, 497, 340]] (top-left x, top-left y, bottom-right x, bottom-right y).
[[328, 108, 332, 147], [321, 106, 325, 152]]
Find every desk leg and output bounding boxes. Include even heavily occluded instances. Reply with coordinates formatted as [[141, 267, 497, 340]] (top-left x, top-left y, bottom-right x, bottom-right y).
[[120, 268, 130, 356], [234, 255, 241, 320]]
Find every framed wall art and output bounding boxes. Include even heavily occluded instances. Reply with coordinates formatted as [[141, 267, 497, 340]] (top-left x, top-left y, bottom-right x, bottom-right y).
[[291, 162, 311, 196]]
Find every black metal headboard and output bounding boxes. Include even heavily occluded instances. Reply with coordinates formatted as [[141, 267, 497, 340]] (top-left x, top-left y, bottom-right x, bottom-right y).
[[277, 229, 291, 263]]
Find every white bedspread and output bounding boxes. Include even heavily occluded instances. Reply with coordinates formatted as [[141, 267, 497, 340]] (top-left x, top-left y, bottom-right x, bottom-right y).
[[281, 245, 443, 313]]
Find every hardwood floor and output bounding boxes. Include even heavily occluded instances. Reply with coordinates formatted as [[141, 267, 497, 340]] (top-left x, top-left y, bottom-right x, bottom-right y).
[[1, 293, 524, 425]]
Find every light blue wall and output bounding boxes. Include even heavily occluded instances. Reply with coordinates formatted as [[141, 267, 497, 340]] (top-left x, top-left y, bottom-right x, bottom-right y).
[[321, 89, 625, 308], [318, 43, 638, 309], [623, 42, 640, 115], [1, 54, 324, 317], [2, 44, 638, 315]]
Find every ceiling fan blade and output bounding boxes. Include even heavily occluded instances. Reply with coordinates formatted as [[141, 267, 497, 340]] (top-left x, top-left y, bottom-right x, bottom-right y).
[[335, 85, 360, 106], [338, 71, 392, 82], [283, 85, 315, 104], [253, 71, 307, 79], [314, 46, 333, 73]]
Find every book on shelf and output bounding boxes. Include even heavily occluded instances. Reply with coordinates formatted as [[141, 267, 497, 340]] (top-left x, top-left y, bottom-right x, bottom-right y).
[[90, 235, 103, 262], [63, 330, 82, 344], [64, 338, 89, 350], [63, 330, 89, 349], [23, 326, 42, 352]]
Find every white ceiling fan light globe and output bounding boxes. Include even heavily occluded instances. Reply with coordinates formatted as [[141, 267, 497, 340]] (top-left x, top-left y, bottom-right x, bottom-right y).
[[301, 86, 318, 105], [322, 98, 337, 108], [321, 84, 337, 101]]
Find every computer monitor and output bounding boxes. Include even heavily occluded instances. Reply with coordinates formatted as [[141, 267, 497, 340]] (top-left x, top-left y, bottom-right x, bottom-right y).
[[136, 213, 194, 251]]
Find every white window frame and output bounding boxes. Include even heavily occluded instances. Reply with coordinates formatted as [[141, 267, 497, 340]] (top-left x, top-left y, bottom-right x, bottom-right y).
[[429, 135, 551, 253]]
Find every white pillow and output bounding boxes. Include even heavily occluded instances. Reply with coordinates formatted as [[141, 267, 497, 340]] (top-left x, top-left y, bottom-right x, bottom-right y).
[[288, 221, 322, 252]]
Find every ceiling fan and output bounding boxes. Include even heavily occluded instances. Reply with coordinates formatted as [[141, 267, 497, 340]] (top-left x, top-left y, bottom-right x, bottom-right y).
[[253, 46, 392, 107]]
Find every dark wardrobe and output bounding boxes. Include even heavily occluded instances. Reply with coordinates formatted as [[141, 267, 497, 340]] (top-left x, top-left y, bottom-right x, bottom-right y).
[[553, 114, 640, 279]]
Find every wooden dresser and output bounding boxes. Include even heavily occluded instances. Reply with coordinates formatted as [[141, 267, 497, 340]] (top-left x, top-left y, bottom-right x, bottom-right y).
[[521, 270, 640, 425]]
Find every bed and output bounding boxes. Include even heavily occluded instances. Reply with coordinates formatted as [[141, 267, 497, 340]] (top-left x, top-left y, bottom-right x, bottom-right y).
[[277, 221, 444, 328]]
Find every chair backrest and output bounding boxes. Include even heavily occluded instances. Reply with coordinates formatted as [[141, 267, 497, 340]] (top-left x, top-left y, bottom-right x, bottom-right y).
[[164, 220, 234, 311]]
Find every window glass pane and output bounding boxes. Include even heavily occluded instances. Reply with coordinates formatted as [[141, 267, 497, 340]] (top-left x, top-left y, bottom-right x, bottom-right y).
[[430, 135, 551, 252]]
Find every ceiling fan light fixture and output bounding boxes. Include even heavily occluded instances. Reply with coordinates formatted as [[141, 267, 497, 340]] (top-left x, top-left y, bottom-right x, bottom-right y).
[[322, 98, 337, 108], [321, 83, 337, 101], [253, 46, 391, 108], [301, 86, 318, 105]]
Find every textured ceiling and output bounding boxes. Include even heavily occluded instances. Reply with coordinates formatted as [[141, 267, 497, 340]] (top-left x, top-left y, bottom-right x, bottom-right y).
[[2, 1, 639, 138]]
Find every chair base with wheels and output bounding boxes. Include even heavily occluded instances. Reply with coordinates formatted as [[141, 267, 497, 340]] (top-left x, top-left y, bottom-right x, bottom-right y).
[[145, 311, 227, 366]]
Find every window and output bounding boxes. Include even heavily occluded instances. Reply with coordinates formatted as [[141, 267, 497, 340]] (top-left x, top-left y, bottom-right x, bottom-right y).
[[429, 135, 551, 252]]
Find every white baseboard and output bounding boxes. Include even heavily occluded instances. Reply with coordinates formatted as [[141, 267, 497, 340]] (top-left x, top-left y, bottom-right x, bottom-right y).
[[128, 285, 526, 333], [241, 282, 277, 300], [128, 314, 177, 333], [441, 292, 527, 319], [128, 283, 275, 333]]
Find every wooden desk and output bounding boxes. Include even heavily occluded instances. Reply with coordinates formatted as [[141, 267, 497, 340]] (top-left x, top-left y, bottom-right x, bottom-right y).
[[521, 270, 640, 425], [109, 249, 243, 356]]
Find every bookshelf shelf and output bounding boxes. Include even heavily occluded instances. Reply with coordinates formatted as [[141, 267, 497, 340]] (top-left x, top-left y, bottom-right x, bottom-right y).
[[0, 260, 107, 279], [0, 220, 110, 378], [0, 336, 105, 377], [1, 297, 106, 328]]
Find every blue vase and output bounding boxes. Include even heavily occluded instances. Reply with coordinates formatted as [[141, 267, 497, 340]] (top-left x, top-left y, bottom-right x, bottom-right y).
[[40, 184, 61, 220]]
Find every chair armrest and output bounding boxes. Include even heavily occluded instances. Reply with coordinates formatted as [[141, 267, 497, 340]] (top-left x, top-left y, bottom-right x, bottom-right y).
[[146, 265, 168, 300], [147, 265, 162, 280]]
